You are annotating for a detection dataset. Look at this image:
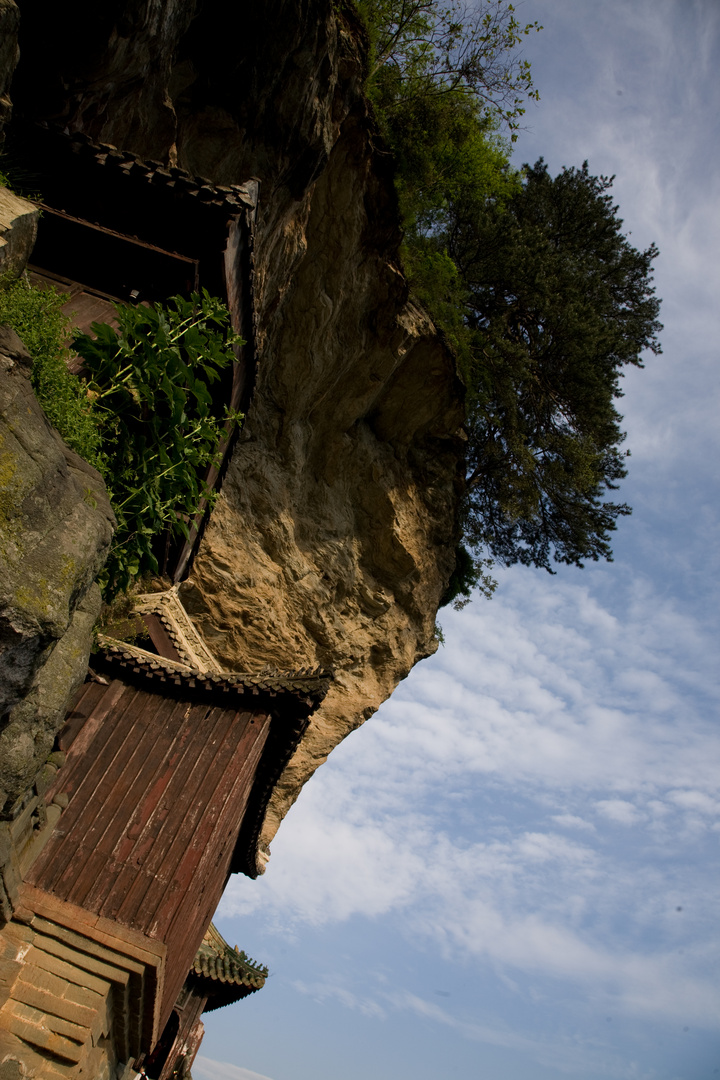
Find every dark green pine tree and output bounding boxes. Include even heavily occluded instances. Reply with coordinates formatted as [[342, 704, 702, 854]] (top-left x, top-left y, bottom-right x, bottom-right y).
[[449, 159, 662, 573]]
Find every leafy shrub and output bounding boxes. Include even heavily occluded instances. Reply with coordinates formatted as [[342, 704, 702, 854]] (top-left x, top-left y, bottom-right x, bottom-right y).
[[0, 278, 242, 599], [74, 290, 243, 596]]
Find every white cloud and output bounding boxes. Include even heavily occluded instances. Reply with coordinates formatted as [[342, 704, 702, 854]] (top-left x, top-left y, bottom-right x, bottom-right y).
[[221, 566, 720, 1035], [552, 814, 596, 832], [594, 800, 642, 826], [192, 1060, 276, 1080], [668, 789, 720, 816], [292, 979, 386, 1019]]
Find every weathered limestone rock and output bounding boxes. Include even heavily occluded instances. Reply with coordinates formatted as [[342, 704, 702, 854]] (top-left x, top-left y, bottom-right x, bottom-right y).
[[0, 326, 114, 808], [10, 0, 465, 864], [169, 10, 465, 861], [0, 189, 39, 280]]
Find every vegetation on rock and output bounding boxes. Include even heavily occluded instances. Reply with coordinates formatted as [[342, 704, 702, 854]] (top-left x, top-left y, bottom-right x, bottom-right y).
[[0, 277, 102, 465], [0, 279, 241, 598], [358, 0, 661, 597], [75, 291, 243, 597]]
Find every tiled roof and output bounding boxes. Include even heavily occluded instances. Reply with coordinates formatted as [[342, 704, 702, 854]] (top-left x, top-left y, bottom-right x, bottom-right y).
[[33, 121, 258, 216], [96, 636, 331, 712], [190, 924, 267, 1010]]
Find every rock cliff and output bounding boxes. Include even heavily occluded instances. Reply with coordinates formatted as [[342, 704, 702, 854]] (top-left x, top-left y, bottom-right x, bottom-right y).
[[0, 327, 114, 808], [10, 0, 465, 863]]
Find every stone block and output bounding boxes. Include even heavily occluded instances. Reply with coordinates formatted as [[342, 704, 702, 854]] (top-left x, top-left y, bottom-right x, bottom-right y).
[[0, 936, 19, 961], [0, 960, 19, 1012], [43, 1010, 88, 1045], [0, 191, 38, 280], [32, 933, 130, 989], [0, 923, 32, 951], [11, 978, 97, 1029], [0, 1058, 23, 1080], [27, 943, 111, 997], [62, 980, 103, 1011], [5, 1010, 83, 1064], [16, 960, 68, 999]]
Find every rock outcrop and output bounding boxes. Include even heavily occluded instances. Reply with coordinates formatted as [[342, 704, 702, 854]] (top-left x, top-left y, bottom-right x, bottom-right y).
[[10, 0, 465, 862], [0, 188, 38, 279], [0, 326, 114, 808]]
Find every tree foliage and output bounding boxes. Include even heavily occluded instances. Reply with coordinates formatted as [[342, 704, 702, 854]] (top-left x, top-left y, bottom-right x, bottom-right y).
[[357, 2, 662, 591], [359, 0, 539, 242], [360, 0, 541, 133], [443, 160, 662, 572]]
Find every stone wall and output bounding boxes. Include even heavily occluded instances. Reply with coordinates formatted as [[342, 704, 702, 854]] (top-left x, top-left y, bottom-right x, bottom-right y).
[[0, 884, 163, 1079]]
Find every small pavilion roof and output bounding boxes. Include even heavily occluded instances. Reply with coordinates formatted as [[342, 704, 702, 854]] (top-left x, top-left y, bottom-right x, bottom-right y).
[[190, 924, 267, 1011]]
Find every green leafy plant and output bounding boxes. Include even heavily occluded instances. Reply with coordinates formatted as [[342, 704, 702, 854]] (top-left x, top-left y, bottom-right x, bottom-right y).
[[74, 291, 244, 597], [0, 277, 102, 466]]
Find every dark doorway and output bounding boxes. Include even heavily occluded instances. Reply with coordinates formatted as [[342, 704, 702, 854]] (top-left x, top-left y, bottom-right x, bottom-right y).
[[143, 1009, 180, 1080]]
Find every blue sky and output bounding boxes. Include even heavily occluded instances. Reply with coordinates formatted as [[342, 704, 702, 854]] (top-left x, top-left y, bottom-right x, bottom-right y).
[[194, 3, 720, 1078]]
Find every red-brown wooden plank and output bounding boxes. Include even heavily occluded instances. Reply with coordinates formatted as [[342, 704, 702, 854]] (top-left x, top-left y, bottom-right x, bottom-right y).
[[157, 721, 270, 1016], [142, 614, 183, 663], [43, 678, 128, 809], [111, 704, 237, 883], [27, 682, 136, 891], [64, 696, 189, 909], [149, 713, 269, 942], [84, 698, 218, 918], [63, 291, 120, 337], [29, 683, 147, 892], [125, 711, 256, 937], [55, 678, 111, 752], [109, 707, 255, 931]]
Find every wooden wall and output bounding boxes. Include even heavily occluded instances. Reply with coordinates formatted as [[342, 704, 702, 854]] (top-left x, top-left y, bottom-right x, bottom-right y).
[[27, 679, 271, 1027]]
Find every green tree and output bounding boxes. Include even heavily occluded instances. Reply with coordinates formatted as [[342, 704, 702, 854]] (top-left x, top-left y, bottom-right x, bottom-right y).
[[359, 0, 540, 242], [447, 159, 662, 572], [361, 0, 541, 134]]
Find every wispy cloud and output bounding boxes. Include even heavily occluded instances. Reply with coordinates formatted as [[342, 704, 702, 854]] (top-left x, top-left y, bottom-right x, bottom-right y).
[[221, 568, 720, 1034], [192, 1060, 276, 1080]]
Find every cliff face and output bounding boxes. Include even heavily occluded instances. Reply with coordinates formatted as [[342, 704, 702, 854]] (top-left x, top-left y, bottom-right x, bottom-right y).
[[11, 0, 464, 861], [0, 327, 114, 808]]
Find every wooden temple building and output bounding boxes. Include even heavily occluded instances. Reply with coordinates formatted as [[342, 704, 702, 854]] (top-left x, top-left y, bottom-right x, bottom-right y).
[[0, 124, 332, 1079], [0, 586, 330, 1078]]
